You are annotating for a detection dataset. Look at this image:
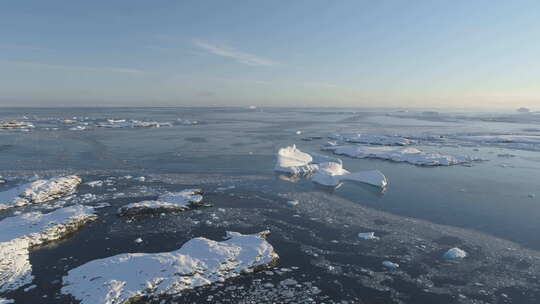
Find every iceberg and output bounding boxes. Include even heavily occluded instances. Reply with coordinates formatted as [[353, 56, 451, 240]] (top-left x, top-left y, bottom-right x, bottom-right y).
[[0, 205, 96, 293], [61, 231, 278, 304], [357, 232, 379, 240], [274, 145, 319, 174], [275, 145, 387, 188], [327, 145, 477, 166], [0, 176, 82, 211], [382, 260, 399, 270], [118, 189, 203, 216], [443, 247, 467, 260]]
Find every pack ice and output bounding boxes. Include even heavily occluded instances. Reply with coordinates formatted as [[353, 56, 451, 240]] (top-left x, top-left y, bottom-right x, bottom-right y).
[[274, 145, 387, 187], [0, 205, 96, 293], [0, 176, 82, 211], [118, 189, 203, 216], [331, 134, 413, 146], [61, 231, 278, 304], [326, 145, 478, 166]]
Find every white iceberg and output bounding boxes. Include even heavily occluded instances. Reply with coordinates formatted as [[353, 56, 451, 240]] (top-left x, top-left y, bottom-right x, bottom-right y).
[[327, 145, 477, 166], [61, 231, 278, 304], [443, 247, 467, 260], [332, 134, 413, 146], [118, 189, 203, 216], [0, 205, 96, 293], [274, 145, 319, 174], [0, 176, 82, 211], [275, 145, 387, 188]]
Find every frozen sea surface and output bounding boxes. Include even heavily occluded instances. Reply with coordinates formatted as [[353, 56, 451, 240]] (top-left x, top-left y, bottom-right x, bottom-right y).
[[1, 107, 540, 303]]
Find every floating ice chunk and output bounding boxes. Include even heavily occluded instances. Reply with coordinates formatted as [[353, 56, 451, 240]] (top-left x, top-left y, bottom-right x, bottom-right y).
[[312, 162, 387, 188], [118, 189, 203, 216], [0, 298, 14, 304], [443, 247, 468, 260], [86, 180, 103, 187], [0, 205, 96, 293], [357, 232, 379, 240], [456, 135, 540, 144], [382, 260, 399, 270], [61, 231, 278, 304], [0, 176, 82, 211], [134, 237, 143, 244], [248, 105, 257, 110], [287, 200, 299, 206], [274, 145, 318, 174], [0, 121, 34, 129], [332, 134, 413, 146], [93, 202, 111, 209], [327, 145, 477, 166]]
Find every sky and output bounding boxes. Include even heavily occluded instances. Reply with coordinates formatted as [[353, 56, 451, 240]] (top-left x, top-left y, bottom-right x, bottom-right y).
[[0, 0, 539, 109]]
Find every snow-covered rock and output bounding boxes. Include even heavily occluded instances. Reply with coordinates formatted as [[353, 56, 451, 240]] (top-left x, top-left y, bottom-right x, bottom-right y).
[[118, 189, 203, 216], [0, 205, 96, 293], [61, 231, 278, 304], [0, 176, 82, 211], [332, 134, 413, 146], [327, 145, 477, 166], [443, 247, 467, 260]]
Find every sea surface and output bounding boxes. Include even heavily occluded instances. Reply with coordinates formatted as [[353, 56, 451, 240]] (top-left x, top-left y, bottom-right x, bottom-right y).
[[1, 107, 540, 304]]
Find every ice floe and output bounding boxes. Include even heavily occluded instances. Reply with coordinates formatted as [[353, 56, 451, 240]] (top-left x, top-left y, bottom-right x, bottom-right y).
[[331, 134, 413, 146], [61, 231, 278, 304], [0, 205, 96, 293], [326, 145, 478, 166], [0, 176, 82, 211], [97, 119, 172, 128], [118, 189, 203, 216], [456, 135, 540, 145], [443, 247, 467, 260], [0, 298, 14, 304], [275, 145, 388, 188], [382, 260, 399, 270]]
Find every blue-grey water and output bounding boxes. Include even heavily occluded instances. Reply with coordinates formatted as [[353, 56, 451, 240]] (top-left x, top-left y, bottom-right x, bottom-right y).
[[1, 107, 540, 303]]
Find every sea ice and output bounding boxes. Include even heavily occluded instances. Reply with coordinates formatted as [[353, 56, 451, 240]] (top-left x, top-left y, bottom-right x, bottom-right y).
[[443, 247, 468, 260], [0, 205, 96, 293], [327, 145, 478, 166], [331, 134, 413, 146], [0, 176, 82, 211], [0, 298, 14, 304], [0, 121, 34, 130], [274, 145, 319, 174], [118, 189, 203, 216], [61, 231, 278, 304], [456, 135, 540, 145]]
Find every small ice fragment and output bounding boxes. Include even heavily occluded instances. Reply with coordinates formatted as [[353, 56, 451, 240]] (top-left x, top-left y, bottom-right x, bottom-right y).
[[296, 130, 302, 135], [443, 247, 468, 260], [382, 260, 399, 270], [0, 298, 14, 304], [287, 200, 299, 206], [135, 176, 146, 182], [134, 238, 143, 244], [86, 181, 103, 187], [94, 202, 111, 209], [357, 232, 379, 240]]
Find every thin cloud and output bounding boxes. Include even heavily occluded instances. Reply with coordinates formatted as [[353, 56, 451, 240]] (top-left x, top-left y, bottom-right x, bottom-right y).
[[0, 60, 144, 74], [193, 39, 277, 67]]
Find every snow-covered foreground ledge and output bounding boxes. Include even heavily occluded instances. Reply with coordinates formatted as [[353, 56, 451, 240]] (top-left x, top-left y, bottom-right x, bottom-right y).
[[61, 231, 278, 304], [0, 176, 82, 211], [274, 145, 387, 187], [326, 145, 479, 166], [118, 189, 203, 216], [0, 205, 96, 293]]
